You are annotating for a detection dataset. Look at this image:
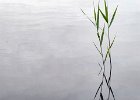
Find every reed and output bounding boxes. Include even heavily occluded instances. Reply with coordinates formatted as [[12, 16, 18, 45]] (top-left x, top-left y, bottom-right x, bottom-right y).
[[81, 0, 118, 100]]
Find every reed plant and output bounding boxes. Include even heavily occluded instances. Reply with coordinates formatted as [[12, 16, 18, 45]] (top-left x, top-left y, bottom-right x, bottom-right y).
[[81, 0, 118, 100]]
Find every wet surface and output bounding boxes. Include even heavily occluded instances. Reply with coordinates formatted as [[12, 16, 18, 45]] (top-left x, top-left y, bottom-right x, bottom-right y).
[[0, 0, 140, 100]]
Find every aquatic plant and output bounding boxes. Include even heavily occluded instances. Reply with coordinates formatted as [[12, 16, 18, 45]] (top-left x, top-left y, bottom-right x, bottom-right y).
[[81, 0, 118, 100]]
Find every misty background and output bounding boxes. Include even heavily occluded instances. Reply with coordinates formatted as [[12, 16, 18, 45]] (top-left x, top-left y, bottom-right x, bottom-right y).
[[0, 0, 140, 100]]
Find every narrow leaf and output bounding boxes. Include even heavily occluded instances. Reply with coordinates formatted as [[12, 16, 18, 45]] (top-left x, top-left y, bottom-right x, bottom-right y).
[[97, 32, 100, 42], [96, 4, 100, 30], [100, 25, 105, 46], [81, 9, 96, 26], [93, 1, 96, 21], [94, 7, 97, 21], [104, 0, 108, 22], [99, 9, 108, 23], [109, 6, 118, 27]]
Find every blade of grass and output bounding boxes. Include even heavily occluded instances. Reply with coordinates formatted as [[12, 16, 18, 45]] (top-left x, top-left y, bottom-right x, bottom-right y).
[[81, 9, 96, 26], [96, 4, 100, 30], [93, 1, 97, 21], [104, 0, 108, 22], [97, 32, 101, 42], [99, 9, 108, 23], [94, 7, 97, 21], [100, 9, 108, 23], [109, 6, 118, 27], [100, 25, 105, 46]]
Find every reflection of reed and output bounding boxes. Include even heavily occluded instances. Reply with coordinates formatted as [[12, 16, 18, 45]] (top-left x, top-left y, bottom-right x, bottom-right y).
[[81, 0, 118, 100]]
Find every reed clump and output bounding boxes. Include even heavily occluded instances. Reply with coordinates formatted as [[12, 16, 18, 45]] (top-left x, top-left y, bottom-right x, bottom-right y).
[[81, 0, 118, 100]]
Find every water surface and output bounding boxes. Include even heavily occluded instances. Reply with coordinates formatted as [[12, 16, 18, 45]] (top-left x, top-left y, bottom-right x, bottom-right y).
[[0, 0, 140, 100]]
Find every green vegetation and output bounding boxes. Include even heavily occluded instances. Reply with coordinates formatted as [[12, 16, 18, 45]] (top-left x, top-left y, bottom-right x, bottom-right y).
[[81, 0, 118, 100]]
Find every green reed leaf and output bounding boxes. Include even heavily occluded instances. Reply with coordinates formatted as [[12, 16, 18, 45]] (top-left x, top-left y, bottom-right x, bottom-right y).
[[100, 25, 105, 46], [97, 32, 100, 42], [93, 1, 97, 21], [109, 5, 118, 27], [104, 0, 108, 22], [81, 9, 96, 26], [99, 9, 108, 23], [96, 4, 100, 30], [94, 7, 96, 21]]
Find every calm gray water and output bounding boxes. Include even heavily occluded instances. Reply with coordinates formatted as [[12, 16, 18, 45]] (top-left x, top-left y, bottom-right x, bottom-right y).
[[0, 0, 140, 100]]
